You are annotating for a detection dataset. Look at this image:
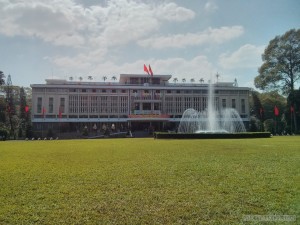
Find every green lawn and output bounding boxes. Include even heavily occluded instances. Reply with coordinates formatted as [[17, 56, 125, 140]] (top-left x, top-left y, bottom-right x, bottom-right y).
[[0, 137, 299, 224]]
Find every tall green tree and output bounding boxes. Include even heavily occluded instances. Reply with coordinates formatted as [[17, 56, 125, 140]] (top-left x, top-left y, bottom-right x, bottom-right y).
[[249, 91, 264, 131], [250, 91, 264, 120], [255, 29, 300, 131], [5, 75, 17, 139], [0, 71, 5, 86], [18, 87, 27, 138], [254, 29, 300, 95]]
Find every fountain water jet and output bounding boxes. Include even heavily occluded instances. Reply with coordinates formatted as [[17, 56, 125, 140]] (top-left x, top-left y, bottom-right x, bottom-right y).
[[178, 83, 246, 133]]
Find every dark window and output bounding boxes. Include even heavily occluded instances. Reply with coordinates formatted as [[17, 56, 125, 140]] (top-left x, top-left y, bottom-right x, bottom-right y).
[[60, 98, 65, 113], [49, 97, 53, 113], [232, 99, 236, 108], [37, 97, 42, 113]]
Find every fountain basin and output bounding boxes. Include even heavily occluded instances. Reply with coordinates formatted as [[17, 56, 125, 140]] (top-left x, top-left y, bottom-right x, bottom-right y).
[[153, 132, 271, 139]]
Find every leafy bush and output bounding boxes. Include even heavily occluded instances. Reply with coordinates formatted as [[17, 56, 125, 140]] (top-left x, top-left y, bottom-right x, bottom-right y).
[[0, 128, 8, 141]]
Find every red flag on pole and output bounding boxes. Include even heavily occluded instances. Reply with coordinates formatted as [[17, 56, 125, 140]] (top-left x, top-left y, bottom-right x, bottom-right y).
[[149, 64, 153, 76], [58, 107, 62, 118], [290, 105, 294, 113], [25, 105, 29, 113], [42, 107, 46, 118], [274, 105, 279, 116], [144, 64, 150, 75]]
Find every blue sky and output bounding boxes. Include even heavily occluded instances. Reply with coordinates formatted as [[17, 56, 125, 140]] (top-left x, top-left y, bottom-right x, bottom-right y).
[[0, 0, 299, 88]]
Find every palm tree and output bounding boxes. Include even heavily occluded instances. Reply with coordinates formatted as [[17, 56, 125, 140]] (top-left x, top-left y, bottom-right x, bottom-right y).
[[199, 78, 204, 83], [173, 78, 178, 83], [79, 76, 83, 81], [182, 78, 186, 83], [0, 71, 5, 86], [190, 78, 195, 83], [69, 76, 73, 81], [102, 76, 107, 82], [88, 76, 93, 81], [111, 76, 117, 82]]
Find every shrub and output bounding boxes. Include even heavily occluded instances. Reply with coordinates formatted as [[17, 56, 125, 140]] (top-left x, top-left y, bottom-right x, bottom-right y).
[[0, 128, 8, 141]]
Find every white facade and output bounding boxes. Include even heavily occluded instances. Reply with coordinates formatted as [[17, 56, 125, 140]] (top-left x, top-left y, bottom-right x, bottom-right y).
[[31, 74, 250, 135]]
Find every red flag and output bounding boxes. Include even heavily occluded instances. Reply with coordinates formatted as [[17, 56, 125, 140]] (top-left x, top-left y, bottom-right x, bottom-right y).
[[144, 64, 150, 75], [25, 106, 29, 113], [58, 107, 62, 118], [290, 105, 294, 113], [42, 107, 46, 117], [149, 64, 153, 76], [274, 105, 279, 116]]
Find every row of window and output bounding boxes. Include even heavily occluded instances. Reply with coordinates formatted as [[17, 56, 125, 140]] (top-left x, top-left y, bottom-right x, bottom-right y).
[[36, 96, 246, 115], [37, 97, 65, 114], [34, 88, 248, 95]]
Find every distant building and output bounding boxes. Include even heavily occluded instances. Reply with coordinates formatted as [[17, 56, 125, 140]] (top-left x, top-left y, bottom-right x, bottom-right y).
[[30, 74, 250, 136]]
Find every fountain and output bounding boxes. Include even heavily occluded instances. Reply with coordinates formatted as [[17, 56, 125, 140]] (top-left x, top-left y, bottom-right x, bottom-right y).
[[177, 83, 246, 133]]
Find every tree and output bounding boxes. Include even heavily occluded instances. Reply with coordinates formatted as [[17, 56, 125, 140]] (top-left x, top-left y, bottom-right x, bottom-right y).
[[0, 71, 5, 86], [0, 97, 6, 124], [250, 91, 264, 120], [79, 76, 83, 81], [102, 76, 107, 82], [287, 90, 300, 133], [88, 76, 93, 81], [254, 29, 300, 95], [111, 76, 117, 82], [199, 78, 204, 83], [5, 75, 17, 139], [255, 29, 300, 132], [249, 91, 264, 131], [173, 78, 178, 83], [182, 78, 186, 83], [190, 78, 195, 83], [19, 87, 29, 138]]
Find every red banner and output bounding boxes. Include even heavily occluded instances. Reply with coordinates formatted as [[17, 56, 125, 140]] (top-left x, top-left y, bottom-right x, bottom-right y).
[[274, 105, 279, 116]]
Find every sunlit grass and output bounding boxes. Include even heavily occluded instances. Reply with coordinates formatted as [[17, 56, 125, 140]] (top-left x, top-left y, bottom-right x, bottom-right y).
[[0, 137, 299, 224]]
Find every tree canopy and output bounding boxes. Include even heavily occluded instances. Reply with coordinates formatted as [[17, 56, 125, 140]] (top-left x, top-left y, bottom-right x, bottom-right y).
[[254, 29, 300, 95], [0, 71, 5, 86]]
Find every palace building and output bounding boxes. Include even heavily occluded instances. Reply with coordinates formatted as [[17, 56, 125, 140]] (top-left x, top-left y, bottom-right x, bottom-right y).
[[30, 74, 250, 137]]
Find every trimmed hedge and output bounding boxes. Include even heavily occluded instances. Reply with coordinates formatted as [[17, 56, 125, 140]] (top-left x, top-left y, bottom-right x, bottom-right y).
[[153, 132, 271, 139]]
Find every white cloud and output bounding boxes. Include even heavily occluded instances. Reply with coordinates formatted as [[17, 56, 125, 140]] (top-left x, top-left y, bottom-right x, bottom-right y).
[[218, 44, 265, 69], [137, 26, 244, 49], [0, 0, 195, 49], [155, 2, 195, 21], [0, 0, 92, 46], [204, 1, 218, 13]]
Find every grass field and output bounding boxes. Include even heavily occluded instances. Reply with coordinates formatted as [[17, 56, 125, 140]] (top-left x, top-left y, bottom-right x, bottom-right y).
[[0, 137, 299, 224]]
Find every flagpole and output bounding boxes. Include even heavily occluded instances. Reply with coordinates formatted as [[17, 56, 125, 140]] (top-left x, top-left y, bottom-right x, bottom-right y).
[[42, 117, 44, 139], [290, 107, 293, 134], [274, 116, 276, 135], [59, 117, 61, 139]]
